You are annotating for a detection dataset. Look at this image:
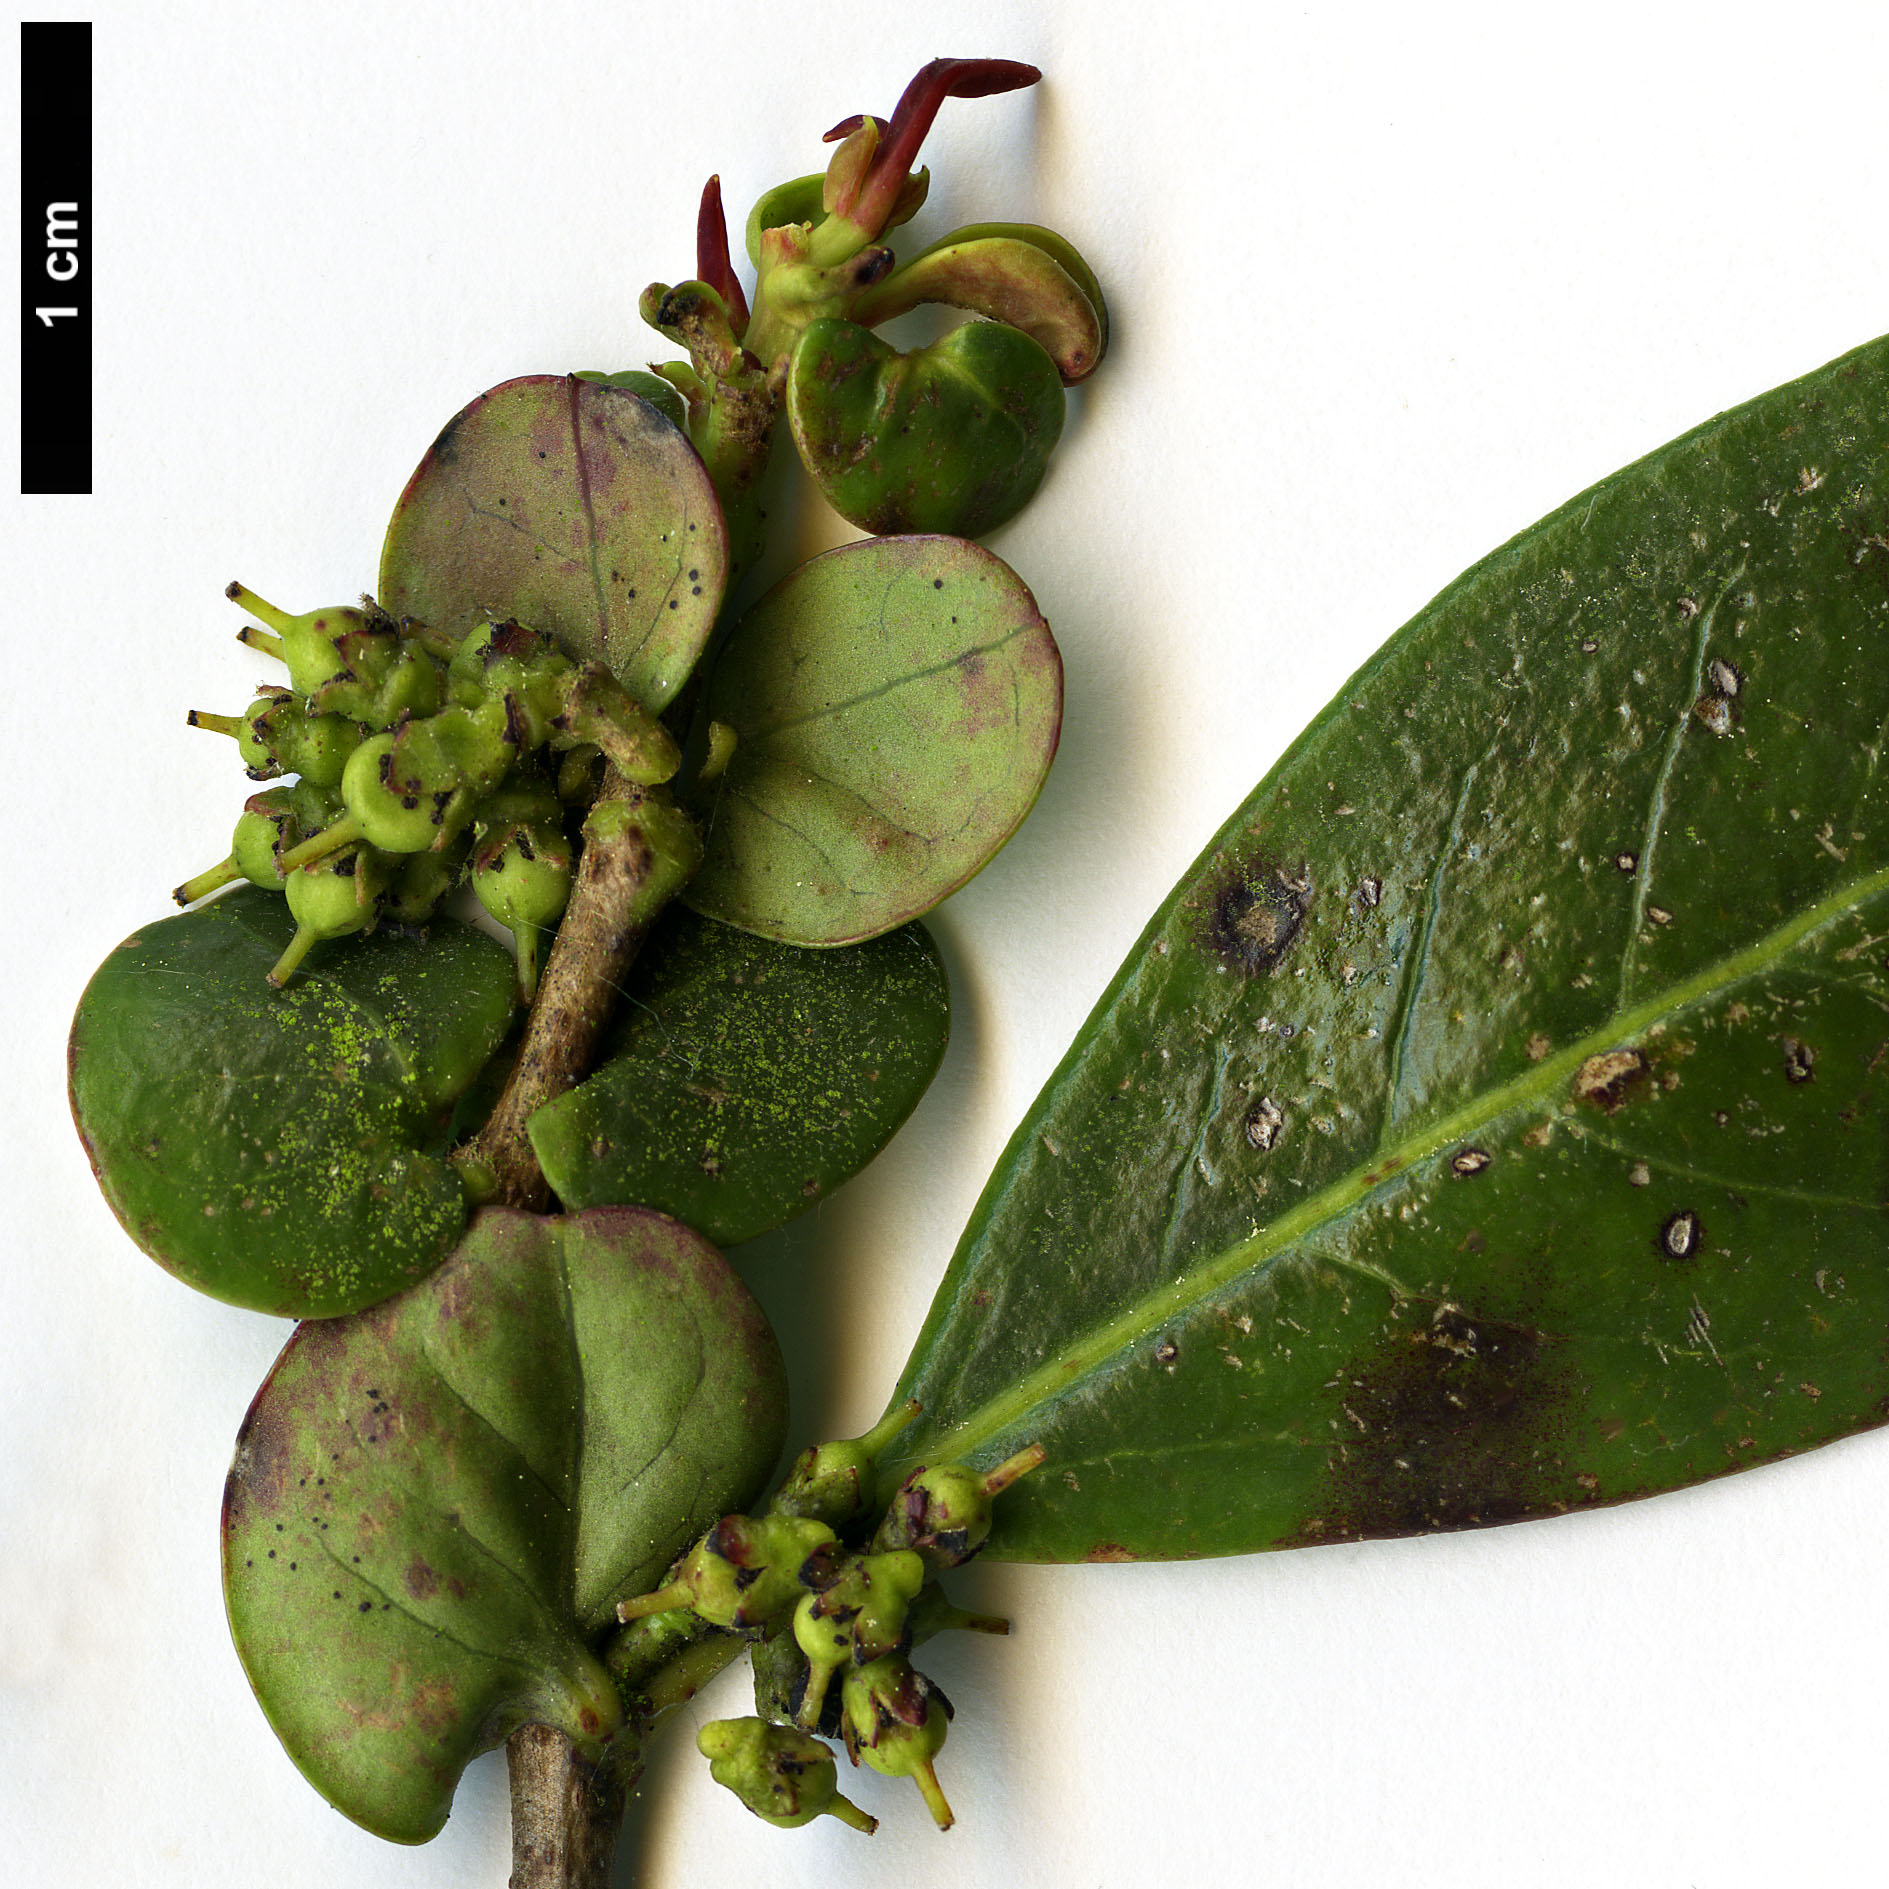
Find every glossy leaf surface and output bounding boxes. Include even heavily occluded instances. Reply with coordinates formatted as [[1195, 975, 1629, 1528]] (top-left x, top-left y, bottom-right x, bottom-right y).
[[529, 909, 950, 1243], [223, 1205, 786, 1843], [849, 225, 1107, 382], [885, 337, 1889, 1563], [786, 317, 1065, 538], [684, 535, 1062, 944], [378, 375, 727, 711], [69, 890, 515, 1318]]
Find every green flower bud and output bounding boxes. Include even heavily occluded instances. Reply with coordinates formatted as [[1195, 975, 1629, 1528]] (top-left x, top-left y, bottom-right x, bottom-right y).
[[313, 637, 443, 729], [224, 582, 370, 692], [383, 826, 471, 927], [242, 690, 363, 785], [334, 700, 514, 858], [770, 1400, 921, 1529], [471, 773, 573, 1000], [616, 1513, 837, 1633], [750, 1624, 825, 1733], [872, 1443, 1045, 1570], [226, 582, 444, 730], [272, 848, 379, 987], [447, 619, 570, 738], [446, 620, 681, 782], [173, 782, 343, 909], [696, 1718, 875, 1834], [185, 692, 361, 787], [555, 744, 605, 807], [230, 789, 299, 887], [791, 1548, 925, 1731], [840, 1654, 954, 1829]]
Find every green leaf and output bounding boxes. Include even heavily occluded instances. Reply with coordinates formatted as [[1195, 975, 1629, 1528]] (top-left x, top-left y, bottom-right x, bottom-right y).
[[222, 1204, 787, 1844], [786, 317, 1065, 538], [683, 534, 1062, 945], [378, 374, 727, 711], [573, 367, 688, 433], [849, 225, 1107, 382], [882, 336, 1889, 1563], [68, 890, 515, 1318], [528, 908, 950, 1244]]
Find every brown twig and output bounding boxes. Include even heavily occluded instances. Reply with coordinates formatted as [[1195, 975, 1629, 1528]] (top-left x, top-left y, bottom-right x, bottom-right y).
[[464, 775, 701, 1211], [467, 770, 704, 1883]]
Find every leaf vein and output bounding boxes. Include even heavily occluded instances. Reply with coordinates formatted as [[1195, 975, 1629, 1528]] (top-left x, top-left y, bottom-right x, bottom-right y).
[[901, 856, 1889, 1474], [1378, 757, 1481, 1148]]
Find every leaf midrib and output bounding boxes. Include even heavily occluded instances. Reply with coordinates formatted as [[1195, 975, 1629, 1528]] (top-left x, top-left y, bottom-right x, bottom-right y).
[[901, 856, 1889, 1473], [743, 618, 1034, 741]]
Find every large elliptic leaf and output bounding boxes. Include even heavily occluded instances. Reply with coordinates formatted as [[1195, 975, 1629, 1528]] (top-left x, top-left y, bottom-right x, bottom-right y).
[[683, 534, 1062, 945], [378, 374, 728, 711], [68, 890, 515, 1318], [786, 317, 1066, 538], [223, 1205, 786, 1845], [528, 908, 950, 1244], [883, 336, 1889, 1563]]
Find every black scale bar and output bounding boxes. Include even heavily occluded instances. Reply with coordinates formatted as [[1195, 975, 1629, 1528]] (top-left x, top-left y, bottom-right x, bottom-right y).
[[20, 22, 92, 495]]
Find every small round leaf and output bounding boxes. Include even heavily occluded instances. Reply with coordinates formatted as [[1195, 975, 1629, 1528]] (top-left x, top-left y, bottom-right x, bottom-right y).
[[70, 891, 517, 1318], [529, 908, 950, 1242], [223, 1205, 786, 1843], [379, 375, 727, 711], [684, 535, 1061, 945], [786, 318, 1065, 539]]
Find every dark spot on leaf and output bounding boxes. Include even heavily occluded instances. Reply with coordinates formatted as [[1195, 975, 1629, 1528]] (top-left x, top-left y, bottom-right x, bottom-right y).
[[1154, 1338, 1179, 1364], [405, 1558, 440, 1600], [1573, 1048, 1648, 1114], [1660, 1210, 1702, 1260], [1084, 1544, 1135, 1563], [1244, 1098, 1284, 1150], [1202, 858, 1312, 977], [1280, 1300, 1577, 1543]]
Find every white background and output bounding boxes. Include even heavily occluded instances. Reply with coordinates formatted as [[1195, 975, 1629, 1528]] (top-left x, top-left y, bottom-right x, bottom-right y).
[[6, 3, 1889, 1885]]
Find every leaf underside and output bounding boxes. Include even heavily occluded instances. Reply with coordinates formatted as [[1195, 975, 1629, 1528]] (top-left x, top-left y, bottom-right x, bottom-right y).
[[68, 891, 516, 1318], [685, 534, 1062, 945], [884, 336, 1889, 1564], [377, 375, 728, 711], [529, 908, 950, 1245], [222, 1206, 787, 1843]]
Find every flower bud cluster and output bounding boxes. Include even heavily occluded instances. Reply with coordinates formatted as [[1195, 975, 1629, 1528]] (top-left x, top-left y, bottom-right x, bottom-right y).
[[617, 1402, 1043, 1836], [178, 585, 680, 994]]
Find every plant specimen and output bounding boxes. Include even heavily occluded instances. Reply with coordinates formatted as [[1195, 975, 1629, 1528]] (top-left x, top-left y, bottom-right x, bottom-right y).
[[63, 50, 1889, 1889], [70, 58, 1102, 1889]]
